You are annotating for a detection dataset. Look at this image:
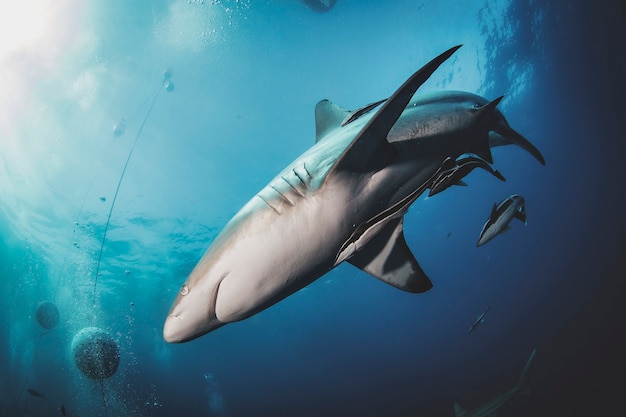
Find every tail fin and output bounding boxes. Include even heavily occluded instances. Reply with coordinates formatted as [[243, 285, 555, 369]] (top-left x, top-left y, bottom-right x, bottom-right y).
[[453, 401, 467, 417], [514, 348, 537, 392]]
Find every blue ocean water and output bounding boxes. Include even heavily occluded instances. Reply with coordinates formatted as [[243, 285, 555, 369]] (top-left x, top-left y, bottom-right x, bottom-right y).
[[1, 1, 624, 416]]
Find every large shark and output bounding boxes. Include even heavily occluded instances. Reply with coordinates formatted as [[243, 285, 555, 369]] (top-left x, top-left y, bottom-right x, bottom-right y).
[[163, 46, 545, 343], [454, 348, 537, 417]]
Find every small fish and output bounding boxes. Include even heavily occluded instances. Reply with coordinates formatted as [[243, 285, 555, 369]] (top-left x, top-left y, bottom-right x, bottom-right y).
[[477, 194, 526, 246], [27, 388, 45, 398], [429, 154, 505, 197], [60, 404, 67, 416], [468, 306, 490, 333], [341, 98, 387, 126]]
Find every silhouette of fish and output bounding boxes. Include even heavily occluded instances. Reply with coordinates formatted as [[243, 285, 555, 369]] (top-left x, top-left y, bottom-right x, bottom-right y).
[[27, 388, 45, 398]]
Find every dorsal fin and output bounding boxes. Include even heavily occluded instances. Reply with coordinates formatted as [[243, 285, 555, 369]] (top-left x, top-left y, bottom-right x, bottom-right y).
[[341, 98, 387, 126], [476, 95, 504, 119], [490, 203, 498, 221], [314, 99, 350, 143], [324, 45, 462, 180]]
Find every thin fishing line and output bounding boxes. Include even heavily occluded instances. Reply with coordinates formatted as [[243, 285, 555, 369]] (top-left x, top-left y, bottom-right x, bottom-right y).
[[54, 82, 161, 302], [11, 77, 164, 416], [10, 331, 45, 411], [99, 379, 109, 417], [91, 87, 162, 309]]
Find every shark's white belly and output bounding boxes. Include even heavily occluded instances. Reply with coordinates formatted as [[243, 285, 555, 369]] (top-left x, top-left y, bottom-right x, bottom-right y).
[[213, 180, 357, 323]]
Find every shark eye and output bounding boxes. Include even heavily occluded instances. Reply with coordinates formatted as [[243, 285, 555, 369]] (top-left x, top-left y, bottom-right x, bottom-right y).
[[180, 284, 189, 296]]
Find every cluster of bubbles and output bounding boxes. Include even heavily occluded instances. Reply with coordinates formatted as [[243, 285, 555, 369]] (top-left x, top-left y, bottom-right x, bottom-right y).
[[34, 302, 121, 381], [35, 301, 60, 330], [112, 119, 127, 138], [71, 327, 120, 380], [162, 68, 175, 92], [203, 372, 225, 415], [112, 69, 175, 138]]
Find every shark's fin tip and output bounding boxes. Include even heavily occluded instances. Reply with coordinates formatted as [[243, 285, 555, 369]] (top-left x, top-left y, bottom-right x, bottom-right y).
[[314, 99, 350, 143]]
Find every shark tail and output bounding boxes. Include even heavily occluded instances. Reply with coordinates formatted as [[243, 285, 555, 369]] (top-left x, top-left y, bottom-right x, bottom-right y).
[[514, 348, 537, 393], [490, 125, 546, 165], [453, 401, 467, 417]]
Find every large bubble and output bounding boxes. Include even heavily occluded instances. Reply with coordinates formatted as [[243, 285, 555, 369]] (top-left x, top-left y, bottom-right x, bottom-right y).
[[35, 301, 59, 330], [71, 327, 120, 380], [112, 119, 127, 137]]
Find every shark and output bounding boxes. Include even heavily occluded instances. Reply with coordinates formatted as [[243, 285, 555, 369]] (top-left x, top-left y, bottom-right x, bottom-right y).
[[476, 194, 527, 247], [454, 348, 537, 417], [163, 45, 545, 343], [428, 155, 505, 197]]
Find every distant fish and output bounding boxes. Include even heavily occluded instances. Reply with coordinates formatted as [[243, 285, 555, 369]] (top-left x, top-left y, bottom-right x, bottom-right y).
[[300, 0, 338, 13], [476, 194, 526, 246], [27, 388, 45, 398], [468, 306, 490, 333], [454, 348, 537, 417], [341, 98, 387, 126], [60, 404, 67, 416], [429, 154, 505, 197]]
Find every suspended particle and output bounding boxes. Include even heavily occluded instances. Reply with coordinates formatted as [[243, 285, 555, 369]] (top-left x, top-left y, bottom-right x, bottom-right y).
[[35, 301, 59, 330], [163, 80, 174, 92], [112, 119, 127, 138], [71, 327, 120, 380], [162, 68, 173, 81], [99, 196, 106, 202]]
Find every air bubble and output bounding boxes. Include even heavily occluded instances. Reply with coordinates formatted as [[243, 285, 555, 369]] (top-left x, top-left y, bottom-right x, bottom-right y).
[[112, 119, 127, 137]]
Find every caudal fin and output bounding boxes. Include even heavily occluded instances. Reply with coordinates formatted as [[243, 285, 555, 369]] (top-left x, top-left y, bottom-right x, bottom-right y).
[[514, 348, 537, 392], [453, 401, 467, 417]]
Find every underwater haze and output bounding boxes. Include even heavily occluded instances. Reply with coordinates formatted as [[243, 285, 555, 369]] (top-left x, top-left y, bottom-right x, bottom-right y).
[[1, 1, 625, 416]]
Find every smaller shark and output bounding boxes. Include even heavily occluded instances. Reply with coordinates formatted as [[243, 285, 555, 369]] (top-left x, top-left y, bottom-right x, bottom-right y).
[[300, 0, 337, 13], [428, 155, 505, 197], [476, 194, 526, 246], [467, 305, 490, 333], [454, 348, 537, 417]]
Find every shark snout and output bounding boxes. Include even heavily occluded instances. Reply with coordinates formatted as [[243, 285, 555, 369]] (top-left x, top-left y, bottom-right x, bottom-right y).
[[163, 313, 186, 343], [163, 288, 225, 343], [163, 311, 225, 343]]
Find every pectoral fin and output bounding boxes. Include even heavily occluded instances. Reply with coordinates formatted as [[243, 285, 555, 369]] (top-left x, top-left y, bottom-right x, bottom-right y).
[[348, 217, 433, 293]]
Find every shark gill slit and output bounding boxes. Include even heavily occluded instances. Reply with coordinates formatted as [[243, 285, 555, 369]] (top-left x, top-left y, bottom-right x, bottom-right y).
[[293, 168, 310, 189], [256, 195, 281, 214], [281, 176, 305, 197], [269, 185, 295, 206], [302, 163, 312, 179]]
